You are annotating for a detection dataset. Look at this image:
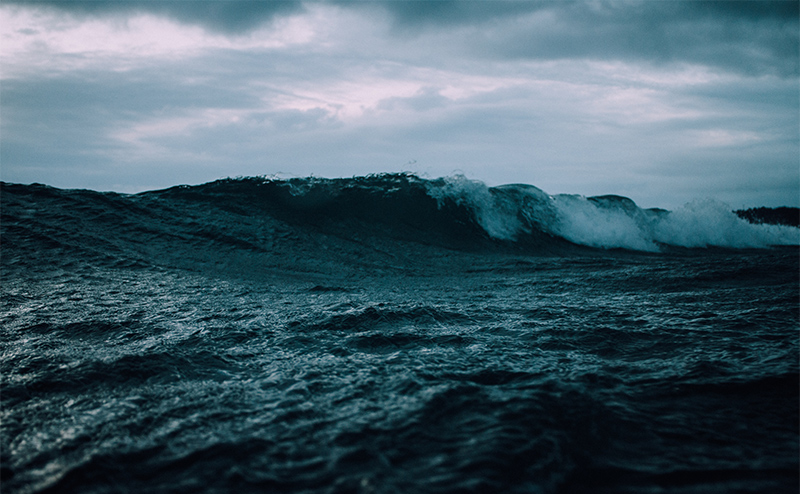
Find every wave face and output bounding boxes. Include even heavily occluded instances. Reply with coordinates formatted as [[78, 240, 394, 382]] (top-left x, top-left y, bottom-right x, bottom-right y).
[[3, 173, 796, 265], [157, 173, 799, 253], [2, 174, 798, 494]]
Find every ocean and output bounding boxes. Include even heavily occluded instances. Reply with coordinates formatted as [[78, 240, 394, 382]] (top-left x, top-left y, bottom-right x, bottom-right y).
[[2, 174, 798, 493]]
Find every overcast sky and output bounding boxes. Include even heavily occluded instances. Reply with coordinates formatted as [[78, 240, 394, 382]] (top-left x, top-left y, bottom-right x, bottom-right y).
[[1, 0, 797, 208]]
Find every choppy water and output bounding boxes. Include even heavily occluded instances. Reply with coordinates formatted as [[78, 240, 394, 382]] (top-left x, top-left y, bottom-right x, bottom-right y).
[[2, 175, 798, 493]]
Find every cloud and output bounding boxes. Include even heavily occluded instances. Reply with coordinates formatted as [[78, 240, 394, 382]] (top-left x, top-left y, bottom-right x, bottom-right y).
[[368, 0, 548, 28], [5, 0, 306, 33], [323, 1, 799, 77], [458, 1, 798, 77], [0, 1, 797, 208], [7, 1, 796, 77]]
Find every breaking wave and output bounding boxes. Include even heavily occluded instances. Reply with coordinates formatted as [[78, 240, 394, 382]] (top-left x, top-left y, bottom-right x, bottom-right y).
[[426, 175, 798, 251], [2, 174, 797, 262]]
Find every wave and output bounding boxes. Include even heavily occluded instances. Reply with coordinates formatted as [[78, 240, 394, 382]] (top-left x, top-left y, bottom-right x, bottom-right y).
[[430, 176, 800, 252], [1, 174, 797, 266], [425, 175, 798, 251], [156, 173, 798, 251]]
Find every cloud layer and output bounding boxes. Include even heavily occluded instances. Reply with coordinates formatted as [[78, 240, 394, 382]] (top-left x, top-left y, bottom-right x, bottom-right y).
[[1, 1, 797, 208]]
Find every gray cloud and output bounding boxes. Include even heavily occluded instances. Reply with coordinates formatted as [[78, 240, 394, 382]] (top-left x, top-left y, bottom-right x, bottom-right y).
[[5, 0, 305, 33], [464, 1, 798, 77], [6, 0, 545, 30], [335, 1, 799, 76], [8, 1, 797, 76], [377, 87, 450, 113], [379, 0, 798, 24], [367, 0, 549, 27]]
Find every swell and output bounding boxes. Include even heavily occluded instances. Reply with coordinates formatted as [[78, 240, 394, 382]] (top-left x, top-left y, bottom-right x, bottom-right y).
[[1, 174, 797, 278], [145, 174, 573, 253]]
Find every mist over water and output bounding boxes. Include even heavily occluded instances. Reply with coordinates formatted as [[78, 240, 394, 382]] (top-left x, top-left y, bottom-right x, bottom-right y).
[[2, 175, 798, 494]]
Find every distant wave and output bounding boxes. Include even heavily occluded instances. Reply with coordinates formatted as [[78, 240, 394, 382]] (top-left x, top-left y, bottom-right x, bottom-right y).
[[1, 174, 797, 265]]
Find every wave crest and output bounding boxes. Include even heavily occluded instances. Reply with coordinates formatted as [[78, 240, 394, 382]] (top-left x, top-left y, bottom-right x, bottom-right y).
[[3, 174, 797, 257], [423, 174, 798, 251]]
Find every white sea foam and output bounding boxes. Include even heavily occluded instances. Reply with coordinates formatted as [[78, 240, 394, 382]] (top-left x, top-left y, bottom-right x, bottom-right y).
[[427, 175, 799, 251], [651, 199, 799, 249], [549, 194, 657, 251], [426, 175, 526, 240], [549, 196, 799, 250]]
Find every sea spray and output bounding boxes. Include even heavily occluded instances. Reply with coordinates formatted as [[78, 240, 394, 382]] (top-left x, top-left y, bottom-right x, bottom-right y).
[[421, 175, 799, 251]]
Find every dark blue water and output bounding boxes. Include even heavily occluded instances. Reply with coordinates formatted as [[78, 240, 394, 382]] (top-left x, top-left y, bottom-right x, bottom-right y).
[[2, 175, 798, 493]]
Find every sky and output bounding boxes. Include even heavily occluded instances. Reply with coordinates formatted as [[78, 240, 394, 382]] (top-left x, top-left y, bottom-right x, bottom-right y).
[[1, 0, 798, 209]]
